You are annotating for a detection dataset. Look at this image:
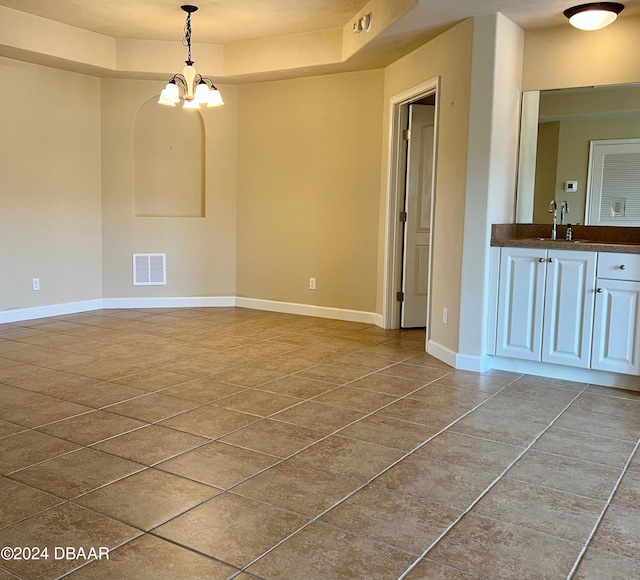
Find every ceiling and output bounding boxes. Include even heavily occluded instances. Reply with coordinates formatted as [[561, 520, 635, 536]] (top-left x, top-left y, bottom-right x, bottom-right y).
[[0, 0, 373, 45], [1, 0, 639, 80], [2, 0, 638, 42]]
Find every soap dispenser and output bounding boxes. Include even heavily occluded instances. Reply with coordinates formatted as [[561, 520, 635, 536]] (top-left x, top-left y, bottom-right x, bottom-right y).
[[565, 223, 573, 241]]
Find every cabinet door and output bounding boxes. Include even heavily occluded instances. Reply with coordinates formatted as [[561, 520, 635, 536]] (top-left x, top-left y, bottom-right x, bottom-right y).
[[592, 279, 640, 375], [542, 250, 596, 368], [496, 247, 546, 361]]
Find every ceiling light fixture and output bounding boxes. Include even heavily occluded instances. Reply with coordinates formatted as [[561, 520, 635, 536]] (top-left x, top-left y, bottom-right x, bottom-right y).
[[563, 2, 624, 30], [158, 5, 223, 108]]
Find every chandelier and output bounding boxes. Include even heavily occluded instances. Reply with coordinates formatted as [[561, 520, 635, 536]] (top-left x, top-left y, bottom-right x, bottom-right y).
[[158, 5, 223, 108]]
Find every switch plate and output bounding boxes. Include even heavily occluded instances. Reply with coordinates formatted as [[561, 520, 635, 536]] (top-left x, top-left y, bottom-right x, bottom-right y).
[[32, 278, 40, 291], [309, 277, 316, 290], [442, 307, 448, 324]]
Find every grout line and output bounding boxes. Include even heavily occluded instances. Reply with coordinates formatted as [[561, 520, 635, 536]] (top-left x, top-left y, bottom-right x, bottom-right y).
[[53, 532, 147, 580], [3, 338, 419, 516], [397, 383, 592, 580], [0, 313, 543, 580], [48, 350, 430, 538], [124, 354, 451, 535], [565, 436, 640, 580], [224, 372, 524, 577], [141, 359, 447, 530], [4, 443, 89, 477], [0, 499, 71, 536]]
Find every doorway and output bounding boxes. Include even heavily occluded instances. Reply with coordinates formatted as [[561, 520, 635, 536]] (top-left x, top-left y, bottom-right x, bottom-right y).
[[400, 100, 435, 328], [383, 78, 439, 336]]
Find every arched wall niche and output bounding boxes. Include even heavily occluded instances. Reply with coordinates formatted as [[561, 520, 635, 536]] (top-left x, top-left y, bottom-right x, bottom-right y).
[[132, 97, 205, 217]]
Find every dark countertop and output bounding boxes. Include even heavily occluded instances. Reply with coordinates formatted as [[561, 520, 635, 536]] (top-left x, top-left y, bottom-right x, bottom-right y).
[[491, 224, 640, 254]]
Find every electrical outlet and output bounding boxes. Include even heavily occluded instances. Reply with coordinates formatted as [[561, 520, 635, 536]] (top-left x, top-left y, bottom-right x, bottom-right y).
[[309, 277, 316, 290], [32, 278, 40, 291], [611, 197, 626, 217], [442, 307, 448, 324]]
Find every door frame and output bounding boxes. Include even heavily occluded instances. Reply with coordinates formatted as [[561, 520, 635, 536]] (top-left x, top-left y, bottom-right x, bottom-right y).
[[382, 77, 440, 332]]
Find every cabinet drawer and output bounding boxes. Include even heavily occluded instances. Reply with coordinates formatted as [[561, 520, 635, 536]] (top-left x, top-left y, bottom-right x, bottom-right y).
[[597, 253, 640, 281]]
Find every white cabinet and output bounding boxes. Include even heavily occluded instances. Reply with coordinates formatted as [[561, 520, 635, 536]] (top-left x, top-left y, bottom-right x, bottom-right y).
[[496, 247, 596, 368], [495, 247, 545, 361], [591, 253, 640, 375]]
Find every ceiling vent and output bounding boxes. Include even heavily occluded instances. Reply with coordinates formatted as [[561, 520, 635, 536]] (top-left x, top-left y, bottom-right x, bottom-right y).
[[133, 254, 166, 286]]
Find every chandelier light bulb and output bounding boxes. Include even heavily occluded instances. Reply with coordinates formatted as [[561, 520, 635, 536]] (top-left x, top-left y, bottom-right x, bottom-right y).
[[195, 82, 211, 103], [207, 89, 224, 107], [158, 81, 180, 106], [183, 99, 200, 109]]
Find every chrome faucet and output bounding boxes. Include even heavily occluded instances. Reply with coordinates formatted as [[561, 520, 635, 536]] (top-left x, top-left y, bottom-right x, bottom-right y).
[[549, 200, 558, 240], [560, 200, 570, 225]]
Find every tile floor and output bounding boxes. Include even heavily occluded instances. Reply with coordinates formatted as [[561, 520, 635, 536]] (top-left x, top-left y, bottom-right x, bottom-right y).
[[0, 307, 638, 580]]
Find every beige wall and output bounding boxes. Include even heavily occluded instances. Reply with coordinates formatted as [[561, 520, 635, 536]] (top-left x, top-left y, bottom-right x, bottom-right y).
[[523, 15, 640, 91], [236, 70, 384, 312], [7, 9, 639, 369], [554, 117, 640, 223], [381, 20, 473, 350], [0, 58, 102, 311], [533, 122, 560, 223], [100, 79, 238, 299]]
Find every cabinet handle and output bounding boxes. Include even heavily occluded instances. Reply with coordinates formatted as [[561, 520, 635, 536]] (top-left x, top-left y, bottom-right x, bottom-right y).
[[547, 258, 553, 263], [538, 257, 545, 263], [619, 265, 626, 270], [596, 288, 603, 293]]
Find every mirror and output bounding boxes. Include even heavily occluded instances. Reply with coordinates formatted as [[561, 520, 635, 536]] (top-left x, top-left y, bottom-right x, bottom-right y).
[[516, 83, 640, 225]]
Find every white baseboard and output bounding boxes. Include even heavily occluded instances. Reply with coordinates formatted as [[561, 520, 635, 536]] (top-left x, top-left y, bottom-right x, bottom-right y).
[[490, 356, 640, 391], [102, 296, 236, 309], [235, 297, 384, 327], [427, 340, 493, 372], [456, 352, 493, 372], [0, 299, 103, 324], [427, 340, 457, 368], [0, 296, 384, 328], [4, 298, 635, 390]]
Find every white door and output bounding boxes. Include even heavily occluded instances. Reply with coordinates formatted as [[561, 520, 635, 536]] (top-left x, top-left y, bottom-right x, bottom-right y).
[[592, 279, 640, 375], [541, 250, 596, 368], [401, 104, 435, 328]]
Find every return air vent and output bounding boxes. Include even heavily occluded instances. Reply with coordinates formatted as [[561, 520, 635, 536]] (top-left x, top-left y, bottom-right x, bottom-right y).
[[133, 254, 166, 286]]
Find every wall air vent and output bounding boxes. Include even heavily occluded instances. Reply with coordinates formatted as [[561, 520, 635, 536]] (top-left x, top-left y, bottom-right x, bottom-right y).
[[133, 254, 166, 286]]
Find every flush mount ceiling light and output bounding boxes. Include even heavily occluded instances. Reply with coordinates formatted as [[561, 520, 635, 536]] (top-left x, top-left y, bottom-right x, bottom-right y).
[[563, 2, 624, 30], [158, 5, 223, 108]]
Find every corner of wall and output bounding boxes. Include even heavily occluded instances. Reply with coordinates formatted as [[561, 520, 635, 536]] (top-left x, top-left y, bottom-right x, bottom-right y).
[[458, 13, 524, 358]]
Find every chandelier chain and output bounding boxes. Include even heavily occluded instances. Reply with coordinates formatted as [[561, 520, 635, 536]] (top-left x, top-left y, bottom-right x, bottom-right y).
[[183, 12, 192, 62]]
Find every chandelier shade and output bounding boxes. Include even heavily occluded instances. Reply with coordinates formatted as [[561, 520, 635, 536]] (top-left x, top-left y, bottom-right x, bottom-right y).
[[158, 5, 224, 108]]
